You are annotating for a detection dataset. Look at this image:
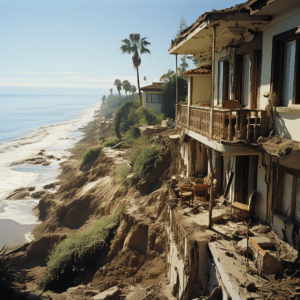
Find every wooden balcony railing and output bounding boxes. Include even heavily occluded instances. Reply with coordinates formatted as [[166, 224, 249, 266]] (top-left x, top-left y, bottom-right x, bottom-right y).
[[176, 104, 268, 143]]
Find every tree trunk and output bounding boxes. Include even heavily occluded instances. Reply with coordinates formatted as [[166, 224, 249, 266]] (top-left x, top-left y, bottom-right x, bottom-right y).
[[136, 66, 142, 106]]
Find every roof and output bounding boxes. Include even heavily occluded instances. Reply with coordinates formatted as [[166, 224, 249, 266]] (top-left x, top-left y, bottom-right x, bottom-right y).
[[257, 135, 300, 159], [140, 82, 164, 91], [183, 67, 211, 76], [168, 0, 272, 55], [169, 1, 249, 52]]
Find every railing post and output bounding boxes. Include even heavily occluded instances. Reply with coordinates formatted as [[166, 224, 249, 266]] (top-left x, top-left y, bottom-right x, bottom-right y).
[[254, 111, 258, 140], [240, 112, 247, 140], [188, 105, 190, 128], [246, 111, 251, 141], [234, 110, 240, 141], [228, 112, 233, 140]]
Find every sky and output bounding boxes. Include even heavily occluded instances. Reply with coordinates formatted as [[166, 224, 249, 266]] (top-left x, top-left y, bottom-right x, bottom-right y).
[[0, 0, 244, 96]]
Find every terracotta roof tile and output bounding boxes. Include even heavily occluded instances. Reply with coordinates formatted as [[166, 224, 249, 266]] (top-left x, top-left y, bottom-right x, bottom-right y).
[[183, 67, 211, 76], [141, 83, 164, 91]]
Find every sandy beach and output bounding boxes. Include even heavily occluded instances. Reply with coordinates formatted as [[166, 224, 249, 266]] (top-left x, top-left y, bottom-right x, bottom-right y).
[[0, 103, 100, 250]]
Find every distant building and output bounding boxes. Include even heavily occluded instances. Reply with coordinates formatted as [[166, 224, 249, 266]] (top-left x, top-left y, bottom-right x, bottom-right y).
[[141, 82, 164, 114]]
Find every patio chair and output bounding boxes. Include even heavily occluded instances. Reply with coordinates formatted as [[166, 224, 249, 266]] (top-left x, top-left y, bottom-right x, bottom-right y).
[[179, 186, 194, 207], [231, 192, 255, 221], [193, 184, 210, 201]]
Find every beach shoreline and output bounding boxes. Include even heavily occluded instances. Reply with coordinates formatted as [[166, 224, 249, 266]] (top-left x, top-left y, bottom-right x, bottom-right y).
[[0, 103, 101, 250]]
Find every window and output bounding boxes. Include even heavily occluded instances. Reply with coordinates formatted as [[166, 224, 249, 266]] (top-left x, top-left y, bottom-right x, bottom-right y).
[[146, 94, 162, 103], [218, 59, 229, 104], [272, 28, 300, 106], [282, 40, 297, 106], [234, 33, 262, 109], [241, 54, 251, 108], [276, 171, 300, 222]]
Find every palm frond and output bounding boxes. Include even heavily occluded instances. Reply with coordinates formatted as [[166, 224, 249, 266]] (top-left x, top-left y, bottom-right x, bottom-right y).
[[140, 37, 151, 46], [140, 45, 151, 54], [129, 33, 140, 45]]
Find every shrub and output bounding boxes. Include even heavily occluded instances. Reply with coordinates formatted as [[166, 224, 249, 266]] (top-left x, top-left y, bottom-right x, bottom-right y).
[[102, 137, 121, 147], [129, 136, 149, 165], [129, 142, 162, 184], [115, 164, 130, 181], [82, 147, 100, 165], [99, 136, 106, 143], [0, 246, 23, 299], [130, 126, 141, 139], [39, 207, 124, 292]]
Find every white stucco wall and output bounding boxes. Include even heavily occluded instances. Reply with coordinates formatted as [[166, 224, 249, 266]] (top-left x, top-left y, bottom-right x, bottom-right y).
[[260, 5, 300, 109], [259, 5, 300, 141], [181, 142, 189, 177], [142, 90, 163, 114], [274, 113, 300, 141], [255, 155, 268, 224], [191, 76, 212, 105]]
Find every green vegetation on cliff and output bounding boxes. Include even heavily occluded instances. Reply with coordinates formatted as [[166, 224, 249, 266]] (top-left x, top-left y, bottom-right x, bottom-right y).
[[39, 207, 124, 292], [81, 147, 100, 165]]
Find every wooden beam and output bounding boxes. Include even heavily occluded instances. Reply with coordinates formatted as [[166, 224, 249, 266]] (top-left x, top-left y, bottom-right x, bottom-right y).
[[220, 13, 271, 23]]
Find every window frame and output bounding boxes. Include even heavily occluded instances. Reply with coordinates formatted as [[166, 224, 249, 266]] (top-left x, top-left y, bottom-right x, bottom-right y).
[[146, 93, 162, 104], [271, 28, 300, 107], [276, 169, 300, 223], [218, 57, 230, 104], [233, 33, 262, 109]]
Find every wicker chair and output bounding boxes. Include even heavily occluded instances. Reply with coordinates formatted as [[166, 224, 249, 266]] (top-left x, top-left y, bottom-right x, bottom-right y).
[[193, 184, 210, 201]]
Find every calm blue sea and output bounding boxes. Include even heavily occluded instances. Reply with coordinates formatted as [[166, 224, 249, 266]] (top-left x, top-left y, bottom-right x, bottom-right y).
[[0, 94, 100, 146], [0, 94, 101, 248]]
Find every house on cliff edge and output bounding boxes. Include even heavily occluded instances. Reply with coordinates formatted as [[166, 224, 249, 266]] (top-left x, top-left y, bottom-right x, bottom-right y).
[[166, 0, 300, 298]]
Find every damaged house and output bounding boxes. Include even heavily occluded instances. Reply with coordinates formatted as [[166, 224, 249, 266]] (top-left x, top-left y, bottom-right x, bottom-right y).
[[166, 0, 300, 298]]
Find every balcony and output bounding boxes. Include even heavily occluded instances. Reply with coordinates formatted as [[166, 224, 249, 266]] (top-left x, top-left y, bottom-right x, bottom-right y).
[[176, 104, 269, 143]]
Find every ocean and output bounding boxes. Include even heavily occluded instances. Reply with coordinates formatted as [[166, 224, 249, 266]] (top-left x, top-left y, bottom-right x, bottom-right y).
[[0, 94, 101, 249]]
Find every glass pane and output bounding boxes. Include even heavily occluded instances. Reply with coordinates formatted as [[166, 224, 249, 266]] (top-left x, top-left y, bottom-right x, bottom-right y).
[[282, 40, 296, 107], [218, 61, 224, 103], [242, 55, 251, 107], [295, 178, 300, 222], [228, 64, 232, 100], [147, 95, 151, 103]]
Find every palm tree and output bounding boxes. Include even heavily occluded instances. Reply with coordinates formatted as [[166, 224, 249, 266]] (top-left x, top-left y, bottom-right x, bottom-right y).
[[131, 85, 137, 94], [114, 79, 122, 97], [122, 80, 131, 97], [120, 34, 151, 105]]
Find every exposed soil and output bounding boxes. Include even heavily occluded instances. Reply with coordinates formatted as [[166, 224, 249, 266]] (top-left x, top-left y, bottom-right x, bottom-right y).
[[7, 120, 181, 299]]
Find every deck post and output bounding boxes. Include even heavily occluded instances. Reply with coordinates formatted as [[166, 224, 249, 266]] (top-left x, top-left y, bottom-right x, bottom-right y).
[[210, 25, 217, 140]]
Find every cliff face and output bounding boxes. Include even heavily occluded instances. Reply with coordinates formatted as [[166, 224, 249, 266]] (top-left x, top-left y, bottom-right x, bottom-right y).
[[10, 121, 182, 299]]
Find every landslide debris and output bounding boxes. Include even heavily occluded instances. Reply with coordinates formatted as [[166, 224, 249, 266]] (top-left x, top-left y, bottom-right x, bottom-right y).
[[8, 121, 181, 299]]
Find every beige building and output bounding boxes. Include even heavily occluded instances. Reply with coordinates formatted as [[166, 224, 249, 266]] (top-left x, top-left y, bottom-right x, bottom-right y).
[[141, 82, 164, 114], [167, 0, 300, 298]]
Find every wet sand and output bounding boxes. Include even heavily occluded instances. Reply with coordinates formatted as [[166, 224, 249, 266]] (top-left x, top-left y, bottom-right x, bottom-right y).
[[0, 219, 36, 249]]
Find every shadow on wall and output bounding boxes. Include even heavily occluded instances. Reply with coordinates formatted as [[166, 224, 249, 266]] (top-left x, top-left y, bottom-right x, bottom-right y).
[[275, 113, 300, 139]]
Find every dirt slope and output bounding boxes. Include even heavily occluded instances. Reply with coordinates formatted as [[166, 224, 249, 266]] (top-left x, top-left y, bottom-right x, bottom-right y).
[[9, 120, 181, 299]]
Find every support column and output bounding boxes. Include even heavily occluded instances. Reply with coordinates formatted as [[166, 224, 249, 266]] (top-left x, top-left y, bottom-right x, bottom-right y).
[[176, 54, 178, 105], [209, 25, 217, 139]]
